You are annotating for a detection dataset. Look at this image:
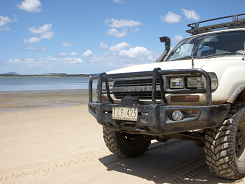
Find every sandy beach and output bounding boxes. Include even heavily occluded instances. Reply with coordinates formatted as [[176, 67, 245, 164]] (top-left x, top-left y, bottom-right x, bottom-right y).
[[0, 89, 94, 112], [0, 90, 244, 183]]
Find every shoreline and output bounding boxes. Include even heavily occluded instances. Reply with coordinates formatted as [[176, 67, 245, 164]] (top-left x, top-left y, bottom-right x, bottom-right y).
[[0, 74, 97, 77], [0, 89, 96, 112]]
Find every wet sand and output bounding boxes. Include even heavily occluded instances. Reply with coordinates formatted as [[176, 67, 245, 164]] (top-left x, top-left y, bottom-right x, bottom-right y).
[[0, 89, 95, 111], [0, 90, 244, 183]]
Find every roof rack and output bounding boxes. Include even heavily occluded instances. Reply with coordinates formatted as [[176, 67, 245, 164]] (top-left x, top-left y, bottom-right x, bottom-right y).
[[186, 13, 245, 35]]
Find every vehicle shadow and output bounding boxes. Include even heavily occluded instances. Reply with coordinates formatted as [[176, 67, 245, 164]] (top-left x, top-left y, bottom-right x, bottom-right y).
[[99, 141, 238, 183]]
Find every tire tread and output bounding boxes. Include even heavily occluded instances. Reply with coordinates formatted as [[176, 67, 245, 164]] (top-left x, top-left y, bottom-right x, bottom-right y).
[[204, 102, 245, 179], [103, 127, 150, 158]]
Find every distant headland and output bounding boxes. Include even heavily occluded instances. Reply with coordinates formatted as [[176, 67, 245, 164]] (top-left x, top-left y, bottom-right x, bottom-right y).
[[0, 72, 98, 77]]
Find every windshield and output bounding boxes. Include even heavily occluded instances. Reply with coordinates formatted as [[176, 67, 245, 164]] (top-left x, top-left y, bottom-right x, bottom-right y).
[[165, 30, 245, 61]]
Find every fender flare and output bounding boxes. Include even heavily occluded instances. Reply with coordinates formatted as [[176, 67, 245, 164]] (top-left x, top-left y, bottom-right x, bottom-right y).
[[227, 85, 245, 103]]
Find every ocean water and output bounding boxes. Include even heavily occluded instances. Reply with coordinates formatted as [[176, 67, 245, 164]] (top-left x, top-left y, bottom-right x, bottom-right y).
[[0, 77, 95, 91]]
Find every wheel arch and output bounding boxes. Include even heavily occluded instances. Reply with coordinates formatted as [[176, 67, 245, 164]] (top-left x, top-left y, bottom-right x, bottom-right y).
[[227, 85, 245, 104]]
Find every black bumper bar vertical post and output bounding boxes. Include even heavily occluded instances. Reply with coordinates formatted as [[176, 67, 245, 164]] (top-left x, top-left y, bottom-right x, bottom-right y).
[[98, 73, 106, 103], [105, 78, 113, 103], [89, 78, 93, 103], [152, 68, 160, 104]]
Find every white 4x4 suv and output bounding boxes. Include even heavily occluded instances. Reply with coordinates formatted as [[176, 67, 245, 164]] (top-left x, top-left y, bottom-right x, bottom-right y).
[[88, 14, 245, 179]]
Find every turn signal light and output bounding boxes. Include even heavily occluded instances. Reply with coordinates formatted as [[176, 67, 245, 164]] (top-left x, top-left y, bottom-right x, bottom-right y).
[[171, 95, 199, 102]]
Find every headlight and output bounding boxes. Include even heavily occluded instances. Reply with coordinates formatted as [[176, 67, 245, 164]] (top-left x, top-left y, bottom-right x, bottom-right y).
[[187, 77, 202, 88], [101, 81, 113, 91], [170, 78, 184, 88], [170, 72, 218, 91]]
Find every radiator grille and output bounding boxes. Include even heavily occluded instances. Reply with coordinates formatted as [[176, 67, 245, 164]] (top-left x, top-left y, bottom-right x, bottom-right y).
[[114, 78, 154, 87], [113, 77, 162, 100]]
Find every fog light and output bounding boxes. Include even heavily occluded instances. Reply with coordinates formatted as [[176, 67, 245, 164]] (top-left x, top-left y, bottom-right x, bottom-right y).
[[172, 110, 184, 121]]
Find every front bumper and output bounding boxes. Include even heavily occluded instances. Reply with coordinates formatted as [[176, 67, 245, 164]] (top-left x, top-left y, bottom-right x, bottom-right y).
[[88, 102, 230, 135], [88, 68, 230, 135]]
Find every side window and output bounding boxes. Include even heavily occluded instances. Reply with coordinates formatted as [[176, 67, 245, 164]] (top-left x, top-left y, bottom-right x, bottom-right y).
[[197, 46, 214, 57], [197, 46, 210, 57]]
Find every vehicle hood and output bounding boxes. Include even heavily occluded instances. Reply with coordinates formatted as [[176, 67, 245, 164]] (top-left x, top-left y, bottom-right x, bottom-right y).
[[107, 56, 243, 74]]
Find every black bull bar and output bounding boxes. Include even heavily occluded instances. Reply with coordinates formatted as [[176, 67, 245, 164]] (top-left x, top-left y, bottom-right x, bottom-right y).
[[88, 68, 230, 135]]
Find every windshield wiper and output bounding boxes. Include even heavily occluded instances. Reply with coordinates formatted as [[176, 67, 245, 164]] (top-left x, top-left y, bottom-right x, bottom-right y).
[[201, 52, 242, 59]]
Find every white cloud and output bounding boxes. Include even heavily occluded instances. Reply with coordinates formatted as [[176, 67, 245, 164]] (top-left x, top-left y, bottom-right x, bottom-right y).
[[130, 28, 140, 33], [60, 42, 75, 47], [182, 9, 200, 20], [3, 44, 159, 73], [0, 15, 18, 26], [89, 52, 117, 64], [69, 58, 83, 64], [22, 46, 46, 51], [4, 59, 21, 64], [4, 57, 84, 68], [23, 37, 42, 44], [17, 0, 42, 12], [161, 11, 181, 23], [23, 23, 54, 43], [106, 28, 128, 38], [29, 23, 52, 34], [0, 26, 11, 31], [59, 52, 77, 56], [105, 18, 143, 38], [119, 46, 152, 58], [88, 48, 158, 72], [100, 42, 108, 50], [105, 18, 143, 28], [173, 35, 184, 42], [59, 52, 67, 56], [113, 0, 124, 3], [0, 15, 18, 31], [70, 52, 77, 56], [40, 31, 54, 39], [109, 42, 132, 52], [83, 50, 92, 57]]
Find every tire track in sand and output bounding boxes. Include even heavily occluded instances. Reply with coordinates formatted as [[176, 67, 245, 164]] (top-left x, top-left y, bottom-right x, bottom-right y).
[[0, 140, 186, 182], [0, 152, 111, 181]]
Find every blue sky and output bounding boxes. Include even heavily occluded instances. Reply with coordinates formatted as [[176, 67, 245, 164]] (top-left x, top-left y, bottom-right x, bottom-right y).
[[0, 0, 245, 74]]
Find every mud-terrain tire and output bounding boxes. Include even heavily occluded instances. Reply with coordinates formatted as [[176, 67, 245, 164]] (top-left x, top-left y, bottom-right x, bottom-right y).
[[103, 127, 150, 158], [204, 102, 245, 179]]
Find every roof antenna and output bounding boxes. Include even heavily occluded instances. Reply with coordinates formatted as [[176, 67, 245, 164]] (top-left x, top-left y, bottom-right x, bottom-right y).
[[191, 0, 194, 68]]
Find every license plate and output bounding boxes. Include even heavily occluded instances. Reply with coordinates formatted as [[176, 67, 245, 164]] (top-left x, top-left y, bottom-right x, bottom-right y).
[[112, 107, 138, 121]]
